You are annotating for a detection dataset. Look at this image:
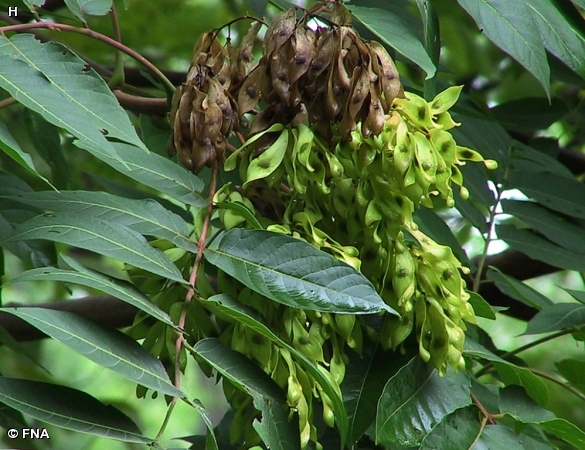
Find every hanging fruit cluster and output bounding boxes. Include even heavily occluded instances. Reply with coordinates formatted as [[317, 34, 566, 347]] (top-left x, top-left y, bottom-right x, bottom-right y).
[[165, 2, 497, 448]]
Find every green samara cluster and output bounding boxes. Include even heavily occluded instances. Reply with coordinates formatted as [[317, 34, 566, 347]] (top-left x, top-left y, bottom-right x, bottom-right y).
[[164, 2, 496, 448]]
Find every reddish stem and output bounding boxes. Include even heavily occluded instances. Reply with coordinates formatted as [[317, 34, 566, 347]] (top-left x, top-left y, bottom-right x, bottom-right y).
[[173, 161, 219, 389]]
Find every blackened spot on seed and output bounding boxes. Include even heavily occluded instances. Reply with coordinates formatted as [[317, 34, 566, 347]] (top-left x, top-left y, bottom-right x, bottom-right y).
[[433, 337, 446, 349], [252, 334, 265, 345], [299, 336, 311, 345], [460, 149, 474, 159], [246, 86, 257, 98], [295, 55, 306, 64], [258, 159, 271, 169], [418, 108, 426, 121], [364, 249, 377, 261], [276, 70, 287, 81], [311, 61, 324, 70], [441, 142, 450, 153]]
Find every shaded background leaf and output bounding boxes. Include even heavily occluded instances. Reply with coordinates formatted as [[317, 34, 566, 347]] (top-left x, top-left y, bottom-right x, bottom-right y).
[[0, 377, 151, 443]]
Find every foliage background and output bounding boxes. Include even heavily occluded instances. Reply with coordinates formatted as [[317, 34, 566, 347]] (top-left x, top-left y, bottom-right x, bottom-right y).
[[1, 0, 585, 449]]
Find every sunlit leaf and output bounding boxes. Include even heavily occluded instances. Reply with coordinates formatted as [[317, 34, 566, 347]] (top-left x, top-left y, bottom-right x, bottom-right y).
[[0, 377, 151, 443], [205, 229, 396, 314], [0, 307, 183, 397]]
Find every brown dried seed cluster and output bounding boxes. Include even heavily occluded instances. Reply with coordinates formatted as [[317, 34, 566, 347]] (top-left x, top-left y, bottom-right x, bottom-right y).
[[168, 32, 237, 172], [168, 1, 404, 173]]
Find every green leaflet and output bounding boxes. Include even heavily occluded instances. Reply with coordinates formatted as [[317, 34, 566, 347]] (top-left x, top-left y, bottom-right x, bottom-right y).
[[205, 229, 396, 314], [0, 377, 151, 443], [0, 307, 183, 397]]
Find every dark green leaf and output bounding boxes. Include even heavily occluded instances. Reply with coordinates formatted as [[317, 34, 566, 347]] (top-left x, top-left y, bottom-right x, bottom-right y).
[[455, 0, 550, 96], [501, 200, 585, 254], [76, 141, 205, 207], [0, 35, 147, 157], [0, 120, 52, 187], [376, 357, 471, 447], [193, 338, 300, 450], [245, 0, 267, 16], [0, 325, 49, 374], [138, 114, 171, 156], [418, 407, 481, 449], [453, 189, 489, 233], [467, 291, 496, 319], [215, 201, 263, 230], [463, 338, 548, 406], [555, 359, 585, 394], [9, 190, 198, 253], [528, 0, 585, 79], [0, 199, 56, 267], [0, 307, 182, 397], [490, 98, 569, 131], [190, 399, 219, 450], [0, 377, 151, 443], [0, 401, 27, 431], [472, 425, 523, 449], [564, 288, 585, 306], [206, 229, 395, 314], [486, 268, 552, 310], [414, 208, 469, 265], [496, 224, 585, 272], [2, 212, 186, 283], [460, 163, 496, 207], [510, 142, 574, 179], [64, 0, 112, 21], [451, 113, 512, 166], [416, 0, 441, 98], [350, 6, 436, 79], [23, 110, 71, 189], [508, 170, 585, 220], [500, 385, 585, 449], [342, 338, 406, 446], [202, 294, 348, 447], [8, 254, 174, 327], [523, 303, 585, 335]]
